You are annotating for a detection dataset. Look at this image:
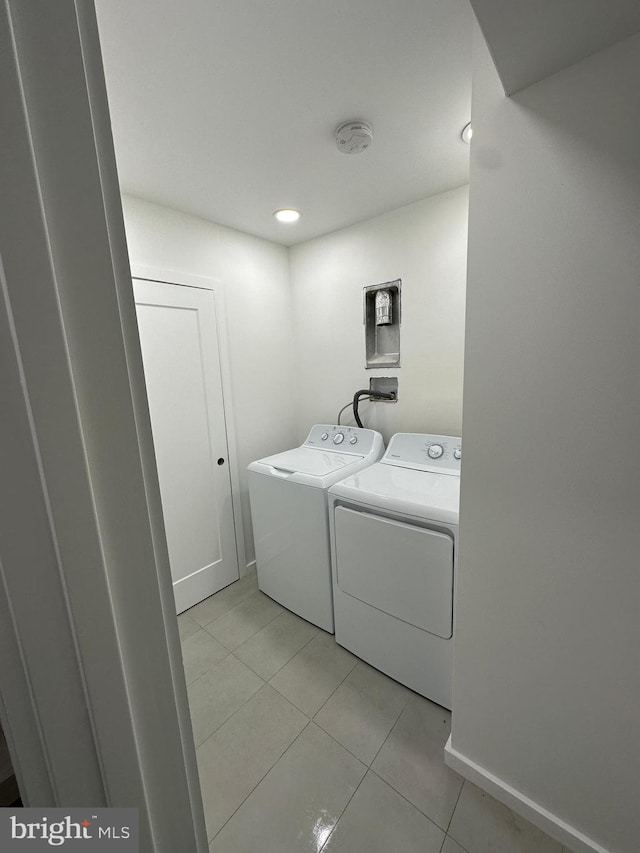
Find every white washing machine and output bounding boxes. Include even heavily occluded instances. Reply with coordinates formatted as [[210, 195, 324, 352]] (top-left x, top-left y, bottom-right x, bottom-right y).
[[248, 425, 384, 632], [328, 433, 461, 708]]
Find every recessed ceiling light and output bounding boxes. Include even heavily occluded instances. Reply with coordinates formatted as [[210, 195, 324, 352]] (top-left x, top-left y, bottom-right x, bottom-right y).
[[274, 208, 301, 223], [461, 123, 473, 144]]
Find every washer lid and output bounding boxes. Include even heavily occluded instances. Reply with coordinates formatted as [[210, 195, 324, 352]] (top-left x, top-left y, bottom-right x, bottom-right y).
[[256, 446, 363, 477], [328, 462, 460, 525]]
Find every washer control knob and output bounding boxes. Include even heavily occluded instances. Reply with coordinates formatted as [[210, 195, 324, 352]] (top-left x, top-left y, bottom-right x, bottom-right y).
[[321, 432, 329, 441], [428, 444, 444, 459], [349, 436, 358, 445], [333, 433, 345, 445], [453, 447, 462, 460]]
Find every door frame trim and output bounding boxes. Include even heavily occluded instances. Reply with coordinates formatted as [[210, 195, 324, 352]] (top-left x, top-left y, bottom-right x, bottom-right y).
[[0, 2, 206, 849], [131, 264, 248, 577]]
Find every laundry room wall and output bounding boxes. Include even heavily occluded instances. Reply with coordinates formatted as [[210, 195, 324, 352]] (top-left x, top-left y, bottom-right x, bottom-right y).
[[121, 195, 297, 566], [449, 30, 640, 853], [288, 186, 469, 444]]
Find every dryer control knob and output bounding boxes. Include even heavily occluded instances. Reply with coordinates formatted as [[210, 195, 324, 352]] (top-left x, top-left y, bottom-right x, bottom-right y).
[[321, 432, 329, 440], [453, 447, 462, 460], [333, 433, 345, 445], [349, 436, 358, 445], [428, 444, 444, 459]]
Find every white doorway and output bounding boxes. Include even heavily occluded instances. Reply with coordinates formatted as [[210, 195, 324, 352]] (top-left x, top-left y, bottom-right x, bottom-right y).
[[134, 278, 240, 613]]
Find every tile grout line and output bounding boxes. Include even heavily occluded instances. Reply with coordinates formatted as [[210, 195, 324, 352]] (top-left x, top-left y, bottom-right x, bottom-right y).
[[310, 719, 368, 770], [192, 663, 268, 752], [267, 679, 313, 718], [446, 778, 465, 834], [187, 579, 258, 628], [234, 618, 321, 682], [185, 580, 273, 749], [267, 636, 358, 716], [441, 829, 470, 853], [311, 681, 409, 771], [310, 662, 412, 769], [366, 765, 449, 843], [359, 697, 463, 836], [366, 686, 412, 767], [263, 622, 321, 679], [305, 650, 359, 719], [202, 587, 277, 629], [337, 687, 462, 839], [183, 649, 234, 692], [317, 751, 371, 853], [366, 759, 457, 837], [200, 592, 284, 649], [316, 702, 439, 853], [310, 655, 368, 721], [208, 718, 314, 847], [182, 637, 232, 688]]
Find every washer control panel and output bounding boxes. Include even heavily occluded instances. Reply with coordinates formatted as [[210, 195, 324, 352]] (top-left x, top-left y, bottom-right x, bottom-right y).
[[382, 433, 462, 475], [304, 424, 378, 456]]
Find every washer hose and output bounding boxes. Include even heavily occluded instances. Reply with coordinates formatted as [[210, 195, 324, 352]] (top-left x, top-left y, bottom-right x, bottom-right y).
[[352, 388, 395, 428]]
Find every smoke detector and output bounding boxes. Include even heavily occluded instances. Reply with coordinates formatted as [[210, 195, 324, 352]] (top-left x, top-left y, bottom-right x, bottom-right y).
[[335, 121, 373, 154]]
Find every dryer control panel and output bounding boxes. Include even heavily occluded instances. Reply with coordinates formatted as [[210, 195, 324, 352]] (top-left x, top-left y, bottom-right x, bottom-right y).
[[304, 424, 381, 457], [382, 433, 462, 475]]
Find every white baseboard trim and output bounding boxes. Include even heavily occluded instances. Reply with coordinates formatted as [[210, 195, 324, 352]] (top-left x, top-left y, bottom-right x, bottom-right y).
[[444, 737, 610, 853]]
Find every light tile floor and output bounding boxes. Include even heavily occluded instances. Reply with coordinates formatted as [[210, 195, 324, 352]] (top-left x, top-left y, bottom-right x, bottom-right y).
[[180, 571, 569, 853]]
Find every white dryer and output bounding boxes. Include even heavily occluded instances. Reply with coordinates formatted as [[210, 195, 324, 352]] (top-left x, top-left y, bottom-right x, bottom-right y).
[[328, 433, 461, 709], [248, 425, 384, 632]]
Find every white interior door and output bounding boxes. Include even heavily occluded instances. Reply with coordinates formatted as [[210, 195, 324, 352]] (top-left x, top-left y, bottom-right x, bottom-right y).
[[134, 279, 239, 613]]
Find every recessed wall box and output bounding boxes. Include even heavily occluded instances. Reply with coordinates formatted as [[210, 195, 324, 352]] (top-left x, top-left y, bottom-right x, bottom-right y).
[[369, 376, 398, 400], [364, 280, 401, 368]]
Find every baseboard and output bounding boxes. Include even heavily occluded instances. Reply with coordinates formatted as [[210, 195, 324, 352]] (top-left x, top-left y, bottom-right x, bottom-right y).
[[444, 737, 609, 853]]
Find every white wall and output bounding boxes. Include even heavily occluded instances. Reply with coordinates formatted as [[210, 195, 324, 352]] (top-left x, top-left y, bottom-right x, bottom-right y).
[[288, 187, 469, 443], [448, 31, 640, 853], [122, 196, 296, 564]]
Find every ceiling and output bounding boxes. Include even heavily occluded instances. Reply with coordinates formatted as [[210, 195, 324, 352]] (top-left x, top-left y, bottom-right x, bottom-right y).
[[469, 0, 640, 94], [95, 0, 472, 246]]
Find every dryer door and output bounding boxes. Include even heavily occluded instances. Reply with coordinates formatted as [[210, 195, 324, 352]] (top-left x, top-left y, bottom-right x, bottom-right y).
[[334, 507, 453, 639]]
